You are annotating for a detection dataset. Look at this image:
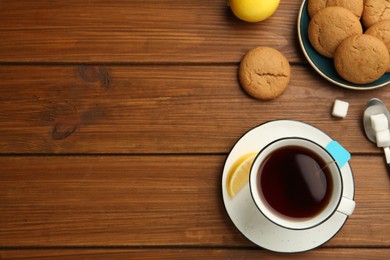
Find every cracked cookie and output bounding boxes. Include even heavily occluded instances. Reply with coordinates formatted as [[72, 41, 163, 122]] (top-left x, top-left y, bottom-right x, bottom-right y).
[[365, 19, 390, 72], [334, 34, 389, 84], [238, 46, 290, 100], [308, 0, 363, 19], [362, 0, 390, 28], [308, 7, 363, 58]]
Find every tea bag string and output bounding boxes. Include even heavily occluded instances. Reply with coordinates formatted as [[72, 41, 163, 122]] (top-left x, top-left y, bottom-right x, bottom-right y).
[[317, 160, 338, 175]]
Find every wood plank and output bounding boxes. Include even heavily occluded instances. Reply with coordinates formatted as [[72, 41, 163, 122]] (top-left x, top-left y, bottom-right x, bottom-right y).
[[0, 65, 388, 154], [0, 66, 390, 153], [0, 155, 389, 247], [1, 248, 389, 259], [0, 0, 301, 63]]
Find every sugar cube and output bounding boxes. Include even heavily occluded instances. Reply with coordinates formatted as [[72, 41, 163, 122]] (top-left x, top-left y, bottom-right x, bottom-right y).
[[370, 113, 388, 132], [332, 100, 349, 118], [376, 129, 390, 147]]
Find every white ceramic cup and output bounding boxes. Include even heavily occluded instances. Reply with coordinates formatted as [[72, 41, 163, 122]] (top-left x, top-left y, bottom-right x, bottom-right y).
[[249, 137, 355, 230]]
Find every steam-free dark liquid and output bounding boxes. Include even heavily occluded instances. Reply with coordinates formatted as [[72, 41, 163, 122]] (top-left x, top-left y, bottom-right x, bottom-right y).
[[258, 146, 333, 218]]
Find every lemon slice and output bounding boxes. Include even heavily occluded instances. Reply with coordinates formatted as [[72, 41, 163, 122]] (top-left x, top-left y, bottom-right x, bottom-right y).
[[227, 152, 257, 198]]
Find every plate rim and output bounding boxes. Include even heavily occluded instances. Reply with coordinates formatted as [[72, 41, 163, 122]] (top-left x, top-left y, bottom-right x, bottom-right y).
[[297, 0, 390, 90]]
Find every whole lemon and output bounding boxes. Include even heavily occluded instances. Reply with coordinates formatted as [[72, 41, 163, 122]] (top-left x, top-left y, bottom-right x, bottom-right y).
[[229, 0, 280, 22]]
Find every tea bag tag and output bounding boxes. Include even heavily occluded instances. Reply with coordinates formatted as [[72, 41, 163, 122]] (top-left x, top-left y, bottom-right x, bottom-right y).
[[325, 141, 351, 169]]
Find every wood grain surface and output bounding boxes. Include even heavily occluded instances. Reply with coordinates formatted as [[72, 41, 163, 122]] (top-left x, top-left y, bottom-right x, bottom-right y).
[[0, 65, 387, 154], [0, 156, 389, 247], [0, 0, 389, 259], [1, 248, 389, 260], [0, 0, 299, 63]]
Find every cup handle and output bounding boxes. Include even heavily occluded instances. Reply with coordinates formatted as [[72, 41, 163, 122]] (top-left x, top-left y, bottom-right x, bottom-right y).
[[337, 197, 356, 216]]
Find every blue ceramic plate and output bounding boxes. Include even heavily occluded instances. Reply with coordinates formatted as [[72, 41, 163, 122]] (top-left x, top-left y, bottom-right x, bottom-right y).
[[297, 0, 390, 90]]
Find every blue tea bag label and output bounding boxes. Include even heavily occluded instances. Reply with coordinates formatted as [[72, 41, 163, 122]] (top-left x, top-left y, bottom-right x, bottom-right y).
[[325, 141, 351, 169]]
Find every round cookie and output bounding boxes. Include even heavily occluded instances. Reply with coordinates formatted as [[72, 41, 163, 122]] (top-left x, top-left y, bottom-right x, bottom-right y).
[[239, 47, 290, 100], [365, 19, 390, 72], [362, 0, 390, 28], [334, 34, 389, 84], [308, 0, 363, 18], [308, 7, 362, 58]]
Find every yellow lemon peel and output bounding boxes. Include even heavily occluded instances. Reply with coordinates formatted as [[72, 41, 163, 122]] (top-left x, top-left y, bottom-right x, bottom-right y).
[[229, 0, 280, 23], [226, 152, 257, 198]]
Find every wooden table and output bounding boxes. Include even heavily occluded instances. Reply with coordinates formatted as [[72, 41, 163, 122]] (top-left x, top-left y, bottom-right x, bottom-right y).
[[0, 0, 389, 259]]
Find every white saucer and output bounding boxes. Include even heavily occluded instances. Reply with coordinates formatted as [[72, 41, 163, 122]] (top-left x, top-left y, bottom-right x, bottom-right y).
[[222, 120, 355, 253]]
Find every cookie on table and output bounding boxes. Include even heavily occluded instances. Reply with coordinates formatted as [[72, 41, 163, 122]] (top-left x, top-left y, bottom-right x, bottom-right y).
[[362, 0, 390, 28], [308, 7, 362, 58], [239, 47, 290, 100], [308, 0, 363, 18], [365, 19, 390, 72], [334, 34, 389, 84]]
